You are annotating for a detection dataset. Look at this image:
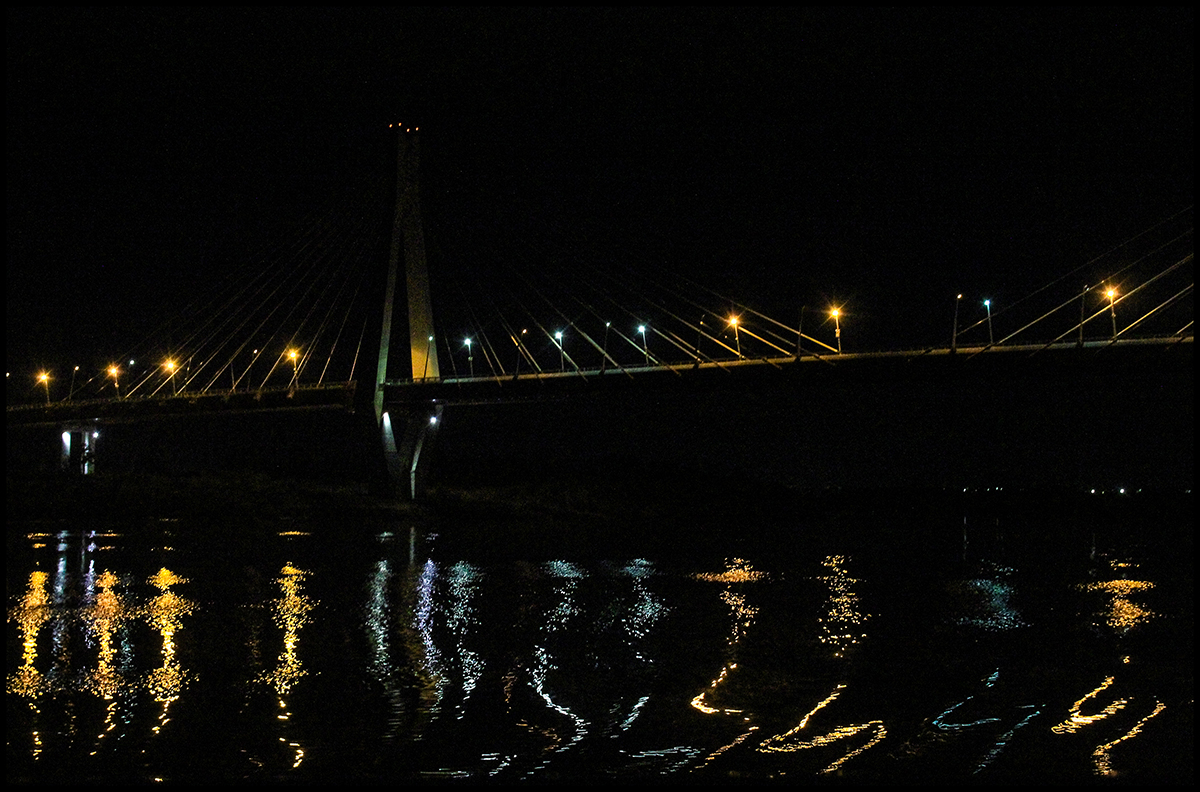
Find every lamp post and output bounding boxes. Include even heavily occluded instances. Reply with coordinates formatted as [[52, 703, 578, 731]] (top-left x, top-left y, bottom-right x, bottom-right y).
[[638, 325, 649, 366], [951, 294, 963, 353], [831, 309, 842, 354], [164, 359, 178, 395], [554, 331, 564, 372], [287, 349, 299, 388], [108, 366, 121, 399], [37, 372, 50, 404], [729, 316, 742, 358], [983, 299, 994, 345], [69, 365, 79, 401], [1106, 287, 1117, 340], [464, 338, 474, 377], [602, 322, 611, 372], [513, 329, 527, 377]]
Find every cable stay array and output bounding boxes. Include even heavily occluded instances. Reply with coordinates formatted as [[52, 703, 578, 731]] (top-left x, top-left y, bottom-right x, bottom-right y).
[[17, 150, 1191, 407]]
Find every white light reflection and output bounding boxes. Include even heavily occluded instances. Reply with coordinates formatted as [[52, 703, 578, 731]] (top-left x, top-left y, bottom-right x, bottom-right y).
[[948, 566, 1027, 631]]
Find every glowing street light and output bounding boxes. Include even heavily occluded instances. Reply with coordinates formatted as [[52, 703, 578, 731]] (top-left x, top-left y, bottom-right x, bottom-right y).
[[637, 325, 649, 366], [37, 371, 50, 404], [287, 348, 299, 387], [729, 316, 742, 358], [463, 337, 474, 377], [163, 359, 178, 395], [951, 294, 963, 353], [69, 365, 79, 401], [1105, 287, 1117, 340], [108, 365, 121, 399], [983, 299, 994, 345], [831, 308, 842, 354], [554, 330, 565, 372]]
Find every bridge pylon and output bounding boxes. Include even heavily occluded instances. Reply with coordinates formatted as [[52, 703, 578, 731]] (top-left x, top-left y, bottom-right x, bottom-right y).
[[376, 125, 442, 500]]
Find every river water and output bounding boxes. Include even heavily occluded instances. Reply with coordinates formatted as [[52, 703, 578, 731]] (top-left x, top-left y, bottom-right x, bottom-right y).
[[6, 485, 1193, 785]]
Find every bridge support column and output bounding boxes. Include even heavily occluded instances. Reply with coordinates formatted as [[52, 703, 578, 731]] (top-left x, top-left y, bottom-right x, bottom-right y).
[[59, 422, 99, 475], [380, 404, 443, 500]]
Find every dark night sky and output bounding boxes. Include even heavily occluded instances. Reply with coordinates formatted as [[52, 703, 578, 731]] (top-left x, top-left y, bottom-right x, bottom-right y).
[[6, 7, 1194, 379]]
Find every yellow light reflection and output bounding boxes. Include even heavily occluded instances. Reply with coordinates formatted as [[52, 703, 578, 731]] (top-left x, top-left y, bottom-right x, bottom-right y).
[[691, 559, 765, 769], [1079, 573, 1158, 635], [817, 555, 869, 658], [81, 570, 133, 750], [259, 564, 315, 696], [1050, 676, 1128, 734], [142, 568, 196, 733], [690, 559, 764, 716], [7, 571, 53, 702], [257, 563, 316, 771], [1092, 700, 1166, 777], [758, 684, 887, 774]]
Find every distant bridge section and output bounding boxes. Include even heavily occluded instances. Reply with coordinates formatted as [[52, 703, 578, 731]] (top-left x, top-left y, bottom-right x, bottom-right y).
[[381, 336, 1193, 407]]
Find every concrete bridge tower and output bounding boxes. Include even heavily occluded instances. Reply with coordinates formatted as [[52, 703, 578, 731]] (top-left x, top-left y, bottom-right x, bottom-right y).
[[375, 125, 443, 499]]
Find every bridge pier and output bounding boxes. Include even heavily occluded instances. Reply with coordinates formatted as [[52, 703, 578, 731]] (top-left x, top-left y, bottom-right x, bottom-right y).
[[380, 404, 443, 500], [59, 422, 100, 475]]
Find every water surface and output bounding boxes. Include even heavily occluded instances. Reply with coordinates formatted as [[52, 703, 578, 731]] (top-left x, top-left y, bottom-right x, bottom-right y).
[[6, 489, 1193, 784]]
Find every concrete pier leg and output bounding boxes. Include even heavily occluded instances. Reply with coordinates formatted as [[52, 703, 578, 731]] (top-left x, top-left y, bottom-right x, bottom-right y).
[[381, 404, 443, 500]]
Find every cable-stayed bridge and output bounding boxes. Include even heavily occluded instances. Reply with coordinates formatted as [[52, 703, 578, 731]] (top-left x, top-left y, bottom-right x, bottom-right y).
[[7, 130, 1194, 497]]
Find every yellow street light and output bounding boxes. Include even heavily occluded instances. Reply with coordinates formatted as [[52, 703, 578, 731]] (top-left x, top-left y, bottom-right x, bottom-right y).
[[1105, 287, 1117, 340], [287, 348, 299, 386], [831, 308, 842, 354], [108, 365, 121, 399], [163, 359, 178, 394], [37, 371, 50, 404], [729, 316, 742, 358]]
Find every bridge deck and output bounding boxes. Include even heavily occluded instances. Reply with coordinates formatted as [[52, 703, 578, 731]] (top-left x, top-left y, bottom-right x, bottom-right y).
[[382, 337, 1192, 405]]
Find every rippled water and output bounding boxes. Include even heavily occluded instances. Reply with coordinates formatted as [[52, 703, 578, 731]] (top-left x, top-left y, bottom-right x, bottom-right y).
[[6, 493, 1193, 784]]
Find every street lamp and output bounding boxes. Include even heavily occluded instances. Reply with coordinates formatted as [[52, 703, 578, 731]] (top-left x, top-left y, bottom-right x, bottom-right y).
[[69, 365, 79, 401], [554, 331, 564, 372], [729, 316, 742, 358], [1105, 287, 1117, 340], [983, 299, 994, 345], [951, 294, 963, 353], [108, 365, 121, 399], [602, 322, 611, 372], [513, 329, 527, 376], [163, 359, 178, 395], [831, 308, 842, 354], [638, 325, 649, 366], [287, 348, 299, 387], [37, 371, 50, 404], [463, 337, 474, 377]]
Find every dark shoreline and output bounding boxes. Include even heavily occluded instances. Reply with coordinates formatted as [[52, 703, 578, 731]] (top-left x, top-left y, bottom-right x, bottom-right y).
[[8, 471, 1192, 569]]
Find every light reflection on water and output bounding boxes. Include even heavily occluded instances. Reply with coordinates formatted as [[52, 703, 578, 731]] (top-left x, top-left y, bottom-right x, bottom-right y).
[[6, 518, 1192, 785]]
